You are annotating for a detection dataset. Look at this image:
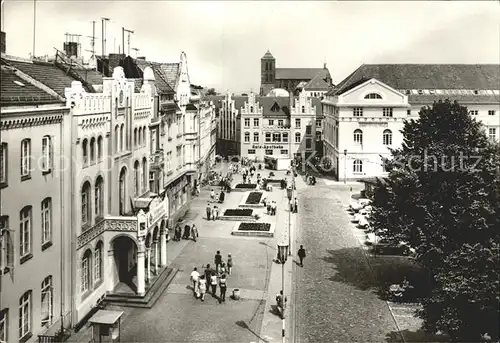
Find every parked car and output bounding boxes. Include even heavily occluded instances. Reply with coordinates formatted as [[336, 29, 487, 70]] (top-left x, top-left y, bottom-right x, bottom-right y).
[[349, 201, 363, 212], [358, 198, 372, 207], [358, 216, 370, 229], [353, 209, 368, 223], [372, 239, 414, 256]]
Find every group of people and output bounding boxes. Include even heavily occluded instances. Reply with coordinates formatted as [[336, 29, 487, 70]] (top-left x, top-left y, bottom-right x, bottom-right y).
[[173, 223, 199, 242], [264, 198, 278, 215], [205, 203, 220, 220], [190, 250, 234, 303], [289, 197, 298, 213]]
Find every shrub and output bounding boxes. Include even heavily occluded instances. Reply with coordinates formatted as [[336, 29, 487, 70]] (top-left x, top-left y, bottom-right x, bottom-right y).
[[223, 209, 253, 216], [238, 223, 271, 231], [245, 192, 263, 204]]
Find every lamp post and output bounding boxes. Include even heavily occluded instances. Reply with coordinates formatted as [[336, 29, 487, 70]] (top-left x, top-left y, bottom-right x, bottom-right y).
[[277, 242, 289, 343], [286, 185, 293, 256], [343, 149, 347, 184]]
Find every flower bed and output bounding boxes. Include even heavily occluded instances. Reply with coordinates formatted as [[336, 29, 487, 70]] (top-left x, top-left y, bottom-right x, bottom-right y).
[[246, 192, 263, 204], [238, 223, 271, 231], [235, 183, 257, 189], [224, 209, 253, 216], [264, 178, 283, 184]]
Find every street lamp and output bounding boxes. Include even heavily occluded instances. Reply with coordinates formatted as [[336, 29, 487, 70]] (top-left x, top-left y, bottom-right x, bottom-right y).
[[343, 149, 347, 184], [286, 185, 293, 256], [277, 242, 289, 343]]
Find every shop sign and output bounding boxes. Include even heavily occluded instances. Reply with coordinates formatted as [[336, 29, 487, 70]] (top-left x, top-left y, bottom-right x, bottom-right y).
[[137, 210, 148, 237], [252, 144, 284, 149], [147, 197, 167, 229]]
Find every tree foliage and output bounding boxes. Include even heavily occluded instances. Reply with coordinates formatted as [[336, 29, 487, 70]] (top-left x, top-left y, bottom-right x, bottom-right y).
[[370, 100, 500, 341], [206, 88, 217, 95]]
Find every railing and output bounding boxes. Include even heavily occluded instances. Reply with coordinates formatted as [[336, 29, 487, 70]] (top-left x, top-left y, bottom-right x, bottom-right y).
[[38, 332, 70, 343]]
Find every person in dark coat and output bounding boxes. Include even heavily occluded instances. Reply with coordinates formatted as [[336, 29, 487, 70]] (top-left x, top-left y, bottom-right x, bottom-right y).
[[298, 245, 306, 267], [219, 191, 225, 203], [183, 224, 191, 239], [206, 203, 212, 220], [174, 224, 182, 241]]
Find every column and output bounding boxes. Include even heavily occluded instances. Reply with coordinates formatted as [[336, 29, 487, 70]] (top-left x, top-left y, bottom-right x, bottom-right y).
[[160, 228, 167, 267], [137, 247, 146, 296], [107, 249, 115, 292], [154, 241, 159, 274], [146, 248, 151, 282]]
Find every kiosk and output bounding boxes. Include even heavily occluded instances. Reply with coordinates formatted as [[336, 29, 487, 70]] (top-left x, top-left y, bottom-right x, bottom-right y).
[[88, 310, 124, 343]]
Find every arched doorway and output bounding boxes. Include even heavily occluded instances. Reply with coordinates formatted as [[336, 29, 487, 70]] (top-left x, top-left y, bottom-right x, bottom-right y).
[[119, 167, 127, 215], [112, 235, 137, 291]]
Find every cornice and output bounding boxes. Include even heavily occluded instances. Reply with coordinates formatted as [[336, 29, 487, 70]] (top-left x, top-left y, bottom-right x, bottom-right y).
[[0, 113, 64, 130]]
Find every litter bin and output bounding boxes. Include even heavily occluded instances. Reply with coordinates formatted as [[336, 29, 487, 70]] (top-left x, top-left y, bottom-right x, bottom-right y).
[[233, 288, 241, 300]]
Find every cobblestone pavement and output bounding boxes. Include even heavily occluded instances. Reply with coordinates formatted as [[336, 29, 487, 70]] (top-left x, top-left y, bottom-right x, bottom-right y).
[[293, 179, 402, 343]]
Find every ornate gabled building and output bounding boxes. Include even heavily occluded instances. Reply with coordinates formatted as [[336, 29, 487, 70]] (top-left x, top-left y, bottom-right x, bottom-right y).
[[216, 92, 246, 157], [260, 50, 333, 96], [322, 64, 500, 181]]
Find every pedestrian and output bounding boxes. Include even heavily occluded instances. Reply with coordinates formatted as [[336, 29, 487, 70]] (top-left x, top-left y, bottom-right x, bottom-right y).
[[267, 202, 271, 215], [210, 272, 218, 296], [294, 197, 298, 213], [214, 250, 222, 273], [271, 201, 277, 215], [219, 274, 227, 303], [212, 206, 217, 221], [227, 253, 233, 275], [289, 197, 294, 212], [210, 189, 215, 199], [298, 245, 306, 267], [191, 224, 199, 242], [204, 264, 213, 282], [190, 267, 200, 295], [198, 275, 207, 301], [215, 206, 220, 219], [219, 262, 226, 276], [174, 224, 182, 241], [183, 224, 191, 239], [206, 203, 212, 220]]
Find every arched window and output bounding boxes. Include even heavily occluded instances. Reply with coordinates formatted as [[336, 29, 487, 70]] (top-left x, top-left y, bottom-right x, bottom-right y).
[[295, 132, 301, 143], [143, 126, 147, 146], [353, 159, 363, 173], [301, 106, 305, 113], [41, 276, 53, 326], [265, 74, 268, 83], [282, 132, 289, 143], [82, 138, 88, 164], [383, 129, 393, 145], [253, 132, 259, 142], [41, 198, 52, 244], [120, 124, 125, 151], [353, 129, 363, 145], [134, 160, 140, 195], [21, 138, 31, 177], [244, 132, 250, 143], [90, 137, 96, 162], [142, 157, 147, 193], [250, 106, 254, 113], [19, 290, 32, 339], [138, 127, 143, 147], [114, 125, 119, 152], [95, 176, 104, 219], [20, 206, 32, 258], [119, 167, 127, 215], [364, 93, 382, 99], [41, 135, 52, 172], [272, 132, 281, 142], [93, 242, 103, 283], [97, 136, 103, 160], [134, 128, 138, 147], [81, 250, 92, 293], [81, 181, 91, 227]]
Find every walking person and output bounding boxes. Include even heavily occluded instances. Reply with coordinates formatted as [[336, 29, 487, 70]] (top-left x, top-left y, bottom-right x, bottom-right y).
[[198, 275, 207, 301], [293, 197, 298, 213], [190, 267, 200, 296], [219, 274, 227, 303], [210, 272, 218, 296], [211, 206, 216, 221], [298, 245, 306, 267], [182, 224, 191, 239], [227, 253, 233, 275], [206, 203, 212, 220], [174, 224, 181, 241], [219, 262, 227, 276], [214, 250, 222, 273], [215, 206, 220, 220], [191, 224, 199, 242]]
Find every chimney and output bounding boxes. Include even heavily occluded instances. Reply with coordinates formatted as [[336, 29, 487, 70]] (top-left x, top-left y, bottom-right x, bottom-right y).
[[0, 31, 5, 54], [108, 53, 125, 75]]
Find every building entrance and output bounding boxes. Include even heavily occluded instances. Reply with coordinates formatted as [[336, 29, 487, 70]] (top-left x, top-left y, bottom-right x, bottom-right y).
[[112, 236, 137, 291]]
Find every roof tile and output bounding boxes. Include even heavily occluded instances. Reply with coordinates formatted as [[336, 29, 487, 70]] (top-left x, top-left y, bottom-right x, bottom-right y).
[[304, 74, 330, 90], [276, 68, 331, 80]]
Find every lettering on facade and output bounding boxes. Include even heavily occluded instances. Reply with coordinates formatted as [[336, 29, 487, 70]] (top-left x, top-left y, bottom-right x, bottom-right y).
[[358, 122, 389, 127], [147, 197, 167, 229], [252, 144, 285, 149]]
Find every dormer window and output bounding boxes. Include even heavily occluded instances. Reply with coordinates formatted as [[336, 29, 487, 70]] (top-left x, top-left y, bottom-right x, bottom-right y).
[[364, 93, 382, 99], [405, 90, 411, 95], [271, 102, 280, 112], [418, 90, 423, 95], [474, 89, 479, 95]]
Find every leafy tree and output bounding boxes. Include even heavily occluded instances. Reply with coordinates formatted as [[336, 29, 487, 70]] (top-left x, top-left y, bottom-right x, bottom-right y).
[[370, 100, 500, 341], [206, 88, 217, 95]]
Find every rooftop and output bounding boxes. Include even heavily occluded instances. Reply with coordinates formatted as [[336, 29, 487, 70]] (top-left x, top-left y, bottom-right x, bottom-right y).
[[276, 67, 331, 81], [304, 74, 330, 90]]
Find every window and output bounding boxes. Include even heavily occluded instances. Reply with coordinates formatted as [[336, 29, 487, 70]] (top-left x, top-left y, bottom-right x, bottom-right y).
[[89, 137, 96, 162], [253, 132, 259, 142], [253, 118, 259, 126], [364, 93, 382, 99], [134, 161, 140, 195], [407, 109, 411, 116], [93, 242, 102, 283], [316, 119, 322, 127], [115, 125, 120, 152], [134, 128, 138, 147], [120, 124, 125, 151], [0, 308, 7, 342], [469, 110, 478, 116], [265, 133, 271, 142], [142, 158, 147, 192], [306, 125, 312, 135], [21, 139, 31, 177], [383, 108, 393, 117], [488, 110, 496, 116], [316, 131, 322, 141], [353, 160, 363, 173], [417, 89, 423, 95], [295, 132, 301, 143], [353, 108, 363, 117], [137, 127, 142, 147], [0, 218, 13, 273], [41, 198, 52, 245], [81, 250, 91, 293], [353, 129, 363, 145], [250, 106, 254, 113], [81, 182, 91, 227], [247, 149, 256, 155], [272, 133, 281, 142], [19, 207, 32, 259], [41, 136, 52, 172], [383, 129, 393, 145], [301, 106, 305, 113], [244, 118, 250, 127], [265, 149, 273, 155], [82, 138, 88, 165], [280, 149, 288, 155], [95, 177, 103, 218], [41, 276, 53, 327], [268, 120, 274, 125], [244, 132, 250, 143], [278, 119, 284, 126], [19, 291, 31, 340], [0, 143, 7, 184], [282, 132, 288, 143], [305, 138, 312, 149], [295, 118, 301, 128], [97, 136, 103, 159], [489, 128, 497, 141]]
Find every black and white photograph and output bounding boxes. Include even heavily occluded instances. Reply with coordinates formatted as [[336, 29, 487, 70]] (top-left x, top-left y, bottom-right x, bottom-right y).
[[0, 1, 499, 342]]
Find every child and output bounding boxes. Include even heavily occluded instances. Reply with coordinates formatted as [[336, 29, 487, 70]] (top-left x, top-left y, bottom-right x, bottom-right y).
[[198, 275, 207, 301], [227, 254, 233, 275]]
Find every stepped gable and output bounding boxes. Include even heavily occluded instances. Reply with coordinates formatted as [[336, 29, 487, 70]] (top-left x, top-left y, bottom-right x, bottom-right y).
[[2, 57, 86, 96], [1, 66, 62, 106]]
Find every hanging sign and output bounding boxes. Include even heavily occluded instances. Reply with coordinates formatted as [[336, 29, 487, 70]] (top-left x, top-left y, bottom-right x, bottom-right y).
[[147, 197, 167, 229]]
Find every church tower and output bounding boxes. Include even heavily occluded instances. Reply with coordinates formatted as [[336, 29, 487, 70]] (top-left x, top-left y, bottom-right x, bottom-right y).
[[260, 50, 276, 96]]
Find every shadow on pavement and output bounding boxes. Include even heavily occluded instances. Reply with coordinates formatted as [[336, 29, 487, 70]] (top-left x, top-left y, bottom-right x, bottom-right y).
[[386, 329, 449, 343], [236, 320, 269, 343]]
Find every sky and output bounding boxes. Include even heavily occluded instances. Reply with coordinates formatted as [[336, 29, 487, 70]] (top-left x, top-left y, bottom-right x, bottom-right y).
[[2, 1, 499, 93]]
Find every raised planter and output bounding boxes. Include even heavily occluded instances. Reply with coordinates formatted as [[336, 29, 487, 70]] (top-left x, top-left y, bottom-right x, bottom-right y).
[[219, 208, 256, 221], [231, 222, 275, 237], [238, 191, 265, 208], [233, 183, 258, 192], [264, 178, 283, 184]]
